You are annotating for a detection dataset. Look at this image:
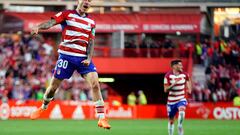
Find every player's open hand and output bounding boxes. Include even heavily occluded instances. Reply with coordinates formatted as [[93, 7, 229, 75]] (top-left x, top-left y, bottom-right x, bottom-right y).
[[81, 59, 91, 66], [31, 26, 39, 36]]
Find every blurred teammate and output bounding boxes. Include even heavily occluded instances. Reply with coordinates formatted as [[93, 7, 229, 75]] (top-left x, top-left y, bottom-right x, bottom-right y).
[[164, 59, 192, 135], [30, 0, 111, 129]]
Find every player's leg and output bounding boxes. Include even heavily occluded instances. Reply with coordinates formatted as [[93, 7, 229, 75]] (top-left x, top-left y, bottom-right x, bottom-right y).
[[78, 58, 111, 129], [167, 105, 177, 135], [177, 105, 186, 135], [30, 77, 62, 119], [83, 72, 111, 129], [168, 118, 175, 135], [30, 54, 74, 119], [83, 72, 102, 103], [41, 77, 62, 109]]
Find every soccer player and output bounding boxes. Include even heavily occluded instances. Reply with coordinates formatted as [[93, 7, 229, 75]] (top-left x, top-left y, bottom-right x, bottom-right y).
[[30, 0, 111, 129], [164, 59, 192, 135]]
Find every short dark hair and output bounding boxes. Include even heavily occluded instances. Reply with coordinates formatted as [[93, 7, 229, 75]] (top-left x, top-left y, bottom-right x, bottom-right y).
[[171, 59, 182, 67]]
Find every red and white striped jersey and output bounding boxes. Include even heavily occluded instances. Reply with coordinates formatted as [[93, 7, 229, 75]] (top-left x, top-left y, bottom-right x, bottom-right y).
[[164, 71, 189, 105], [51, 10, 96, 57]]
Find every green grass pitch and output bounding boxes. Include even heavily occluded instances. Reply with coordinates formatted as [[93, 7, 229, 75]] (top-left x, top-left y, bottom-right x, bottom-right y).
[[0, 119, 239, 135]]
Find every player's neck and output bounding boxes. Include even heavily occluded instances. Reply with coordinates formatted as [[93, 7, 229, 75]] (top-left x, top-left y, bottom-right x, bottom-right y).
[[172, 70, 180, 75]]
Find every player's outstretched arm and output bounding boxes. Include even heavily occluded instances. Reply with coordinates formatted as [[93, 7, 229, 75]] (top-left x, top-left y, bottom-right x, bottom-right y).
[[186, 77, 192, 94], [31, 19, 57, 35]]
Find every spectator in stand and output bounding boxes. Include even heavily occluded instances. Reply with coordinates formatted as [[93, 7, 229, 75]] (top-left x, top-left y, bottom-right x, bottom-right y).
[[233, 96, 240, 106], [71, 82, 80, 101], [207, 76, 217, 102], [100, 82, 108, 101], [195, 42, 202, 64], [202, 87, 211, 102], [0, 85, 8, 102], [163, 39, 174, 57], [80, 90, 88, 101], [201, 43, 208, 67], [127, 92, 136, 106], [192, 81, 203, 101], [138, 90, 147, 105], [35, 88, 44, 101], [216, 82, 227, 101], [11, 80, 24, 101]]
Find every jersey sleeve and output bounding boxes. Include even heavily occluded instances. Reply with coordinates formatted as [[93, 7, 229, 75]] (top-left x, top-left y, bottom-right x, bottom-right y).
[[164, 73, 171, 86], [51, 11, 66, 24], [89, 22, 96, 40], [164, 77, 168, 85], [185, 73, 190, 81]]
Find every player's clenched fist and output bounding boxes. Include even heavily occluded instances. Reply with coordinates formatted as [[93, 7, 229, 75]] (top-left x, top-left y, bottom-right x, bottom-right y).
[[81, 59, 91, 66]]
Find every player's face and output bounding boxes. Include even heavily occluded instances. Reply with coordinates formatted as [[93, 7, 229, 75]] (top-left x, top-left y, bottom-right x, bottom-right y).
[[174, 62, 183, 72], [79, 0, 92, 12]]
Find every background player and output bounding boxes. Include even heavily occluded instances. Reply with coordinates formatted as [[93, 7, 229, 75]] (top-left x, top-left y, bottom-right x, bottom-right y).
[[164, 59, 192, 135], [30, 0, 111, 129]]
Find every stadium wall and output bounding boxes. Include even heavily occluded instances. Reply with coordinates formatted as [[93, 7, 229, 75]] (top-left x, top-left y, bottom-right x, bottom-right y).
[[93, 58, 189, 74], [1, 101, 240, 120]]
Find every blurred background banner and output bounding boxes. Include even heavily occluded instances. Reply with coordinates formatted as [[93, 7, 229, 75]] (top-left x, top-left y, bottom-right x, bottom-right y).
[[1, 100, 240, 120]]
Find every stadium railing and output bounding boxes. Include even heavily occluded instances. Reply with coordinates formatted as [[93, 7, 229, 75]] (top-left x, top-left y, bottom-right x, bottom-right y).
[[94, 47, 192, 58]]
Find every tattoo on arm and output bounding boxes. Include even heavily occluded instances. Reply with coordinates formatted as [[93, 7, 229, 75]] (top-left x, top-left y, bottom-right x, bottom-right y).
[[38, 19, 57, 30], [186, 76, 192, 93], [187, 80, 192, 92], [87, 39, 94, 60]]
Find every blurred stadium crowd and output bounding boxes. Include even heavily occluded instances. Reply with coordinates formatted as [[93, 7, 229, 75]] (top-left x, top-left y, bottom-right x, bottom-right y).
[[192, 36, 240, 102], [0, 31, 239, 103], [0, 32, 111, 102]]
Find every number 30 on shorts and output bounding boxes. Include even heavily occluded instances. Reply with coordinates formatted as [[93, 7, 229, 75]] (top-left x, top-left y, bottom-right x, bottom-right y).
[[57, 59, 68, 69]]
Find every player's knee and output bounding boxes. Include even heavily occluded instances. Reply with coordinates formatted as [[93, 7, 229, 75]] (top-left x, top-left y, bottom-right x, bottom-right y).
[[91, 79, 100, 90], [178, 106, 186, 111], [85, 72, 100, 91], [49, 82, 60, 91], [169, 119, 174, 124]]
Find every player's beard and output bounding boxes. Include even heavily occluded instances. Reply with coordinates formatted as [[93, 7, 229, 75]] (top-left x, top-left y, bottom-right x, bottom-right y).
[[178, 68, 183, 72]]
